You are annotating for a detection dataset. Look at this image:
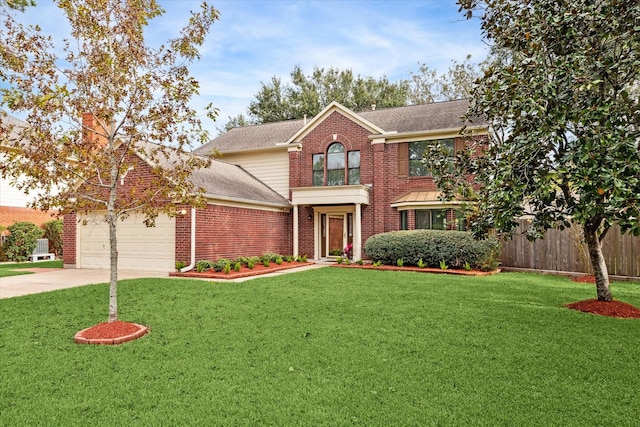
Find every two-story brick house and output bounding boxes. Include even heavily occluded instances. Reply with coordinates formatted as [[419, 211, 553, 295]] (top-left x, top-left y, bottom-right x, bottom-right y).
[[63, 99, 487, 271], [194, 99, 488, 262]]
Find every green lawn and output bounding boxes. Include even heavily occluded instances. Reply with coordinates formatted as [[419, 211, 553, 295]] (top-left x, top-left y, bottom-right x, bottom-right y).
[[0, 259, 63, 277], [1, 269, 639, 426]]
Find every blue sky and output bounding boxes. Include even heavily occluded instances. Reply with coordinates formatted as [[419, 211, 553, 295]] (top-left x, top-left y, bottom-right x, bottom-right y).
[[13, 0, 487, 136]]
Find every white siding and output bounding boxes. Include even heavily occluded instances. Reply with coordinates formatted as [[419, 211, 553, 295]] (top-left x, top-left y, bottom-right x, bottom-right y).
[[0, 175, 36, 208], [220, 150, 289, 198]]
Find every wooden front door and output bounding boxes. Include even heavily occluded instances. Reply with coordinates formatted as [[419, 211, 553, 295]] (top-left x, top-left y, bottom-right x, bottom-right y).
[[328, 216, 344, 256]]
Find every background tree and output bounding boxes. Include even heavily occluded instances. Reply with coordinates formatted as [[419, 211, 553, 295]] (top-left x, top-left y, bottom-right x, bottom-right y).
[[247, 65, 410, 124], [430, 0, 640, 301], [221, 61, 481, 131], [408, 55, 481, 104], [0, 0, 219, 322], [3, 0, 34, 11]]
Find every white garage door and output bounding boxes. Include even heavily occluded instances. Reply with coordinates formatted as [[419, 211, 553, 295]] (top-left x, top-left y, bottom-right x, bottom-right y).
[[78, 212, 175, 272]]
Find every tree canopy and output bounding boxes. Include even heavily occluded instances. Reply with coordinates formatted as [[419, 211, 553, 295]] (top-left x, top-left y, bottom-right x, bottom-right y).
[[0, 0, 219, 321], [430, 0, 640, 301], [220, 58, 481, 131]]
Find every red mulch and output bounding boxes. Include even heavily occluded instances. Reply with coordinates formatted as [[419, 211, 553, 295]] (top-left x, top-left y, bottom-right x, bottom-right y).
[[565, 299, 640, 319], [78, 321, 142, 339], [170, 261, 313, 279], [571, 275, 596, 283]]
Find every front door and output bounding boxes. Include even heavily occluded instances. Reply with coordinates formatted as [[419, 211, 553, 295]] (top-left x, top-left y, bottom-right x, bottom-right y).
[[328, 216, 344, 256], [318, 212, 353, 258]]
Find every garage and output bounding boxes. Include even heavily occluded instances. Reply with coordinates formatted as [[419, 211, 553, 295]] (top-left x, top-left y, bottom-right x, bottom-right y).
[[77, 211, 175, 272]]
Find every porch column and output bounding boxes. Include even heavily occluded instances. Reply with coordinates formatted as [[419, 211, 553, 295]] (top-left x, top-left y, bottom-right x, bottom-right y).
[[354, 203, 362, 261], [293, 204, 299, 257]]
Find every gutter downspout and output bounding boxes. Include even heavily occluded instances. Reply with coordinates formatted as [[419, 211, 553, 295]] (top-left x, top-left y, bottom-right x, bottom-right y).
[[179, 207, 196, 273]]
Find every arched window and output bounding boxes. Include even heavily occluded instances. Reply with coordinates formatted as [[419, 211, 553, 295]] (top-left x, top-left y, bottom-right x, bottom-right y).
[[312, 142, 360, 186]]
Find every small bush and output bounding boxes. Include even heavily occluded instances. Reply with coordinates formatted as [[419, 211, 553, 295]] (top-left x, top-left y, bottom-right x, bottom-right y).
[[417, 259, 425, 268], [286, 256, 294, 262], [336, 256, 343, 264], [397, 258, 404, 267], [41, 219, 63, 257], [212, 258, 232, 272], [439, 260, 449, 270], [261, 253, 282, 263], [196, 259, 213, 273], [263, 259, 270, 268], [275, 256, 283, 265], [234, 256, 250, 266], [356, 259, 364, 265], [175, 260, 187, 271], [223, 262, 231, 274], [298, 254, 308, 262], [4, 222, 43, 262], [247, 260, 255, 269], [364, 230, 501, 271]]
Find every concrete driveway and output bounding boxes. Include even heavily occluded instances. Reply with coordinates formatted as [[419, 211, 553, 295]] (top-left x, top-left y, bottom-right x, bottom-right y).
[[0, 268, 169, 299]]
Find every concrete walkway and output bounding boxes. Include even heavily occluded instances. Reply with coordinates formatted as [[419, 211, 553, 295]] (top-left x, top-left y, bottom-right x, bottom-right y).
[[0, 264, 328, 299]]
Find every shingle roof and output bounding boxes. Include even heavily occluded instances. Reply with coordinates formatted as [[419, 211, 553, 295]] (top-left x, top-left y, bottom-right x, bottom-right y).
[[193, 119, 304, 156], [195, 99, 482, 155], [138, 141, 290, 208]]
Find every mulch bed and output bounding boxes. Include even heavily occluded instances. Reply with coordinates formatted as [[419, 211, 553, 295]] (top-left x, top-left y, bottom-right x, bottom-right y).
[[331, 263, 500, 276], [169, 261, 314, 279], [566, 275, 640, 318], [75, 321, 149, 345], [565, 299, 640, 319]]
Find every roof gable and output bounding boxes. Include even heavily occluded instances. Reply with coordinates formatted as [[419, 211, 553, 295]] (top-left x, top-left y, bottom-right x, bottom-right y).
[[285, 101, 386, 143]]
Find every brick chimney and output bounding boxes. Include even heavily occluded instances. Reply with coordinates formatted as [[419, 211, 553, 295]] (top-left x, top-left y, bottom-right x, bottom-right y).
[[82, 112, 108, 147]]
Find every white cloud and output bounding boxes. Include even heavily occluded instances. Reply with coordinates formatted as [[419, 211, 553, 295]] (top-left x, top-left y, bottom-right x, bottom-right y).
[[6, 0, 487, 137]]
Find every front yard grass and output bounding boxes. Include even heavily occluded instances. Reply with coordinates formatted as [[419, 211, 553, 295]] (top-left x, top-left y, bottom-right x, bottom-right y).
[[0, 259, 63, 277], [1, 269, 639, 425]]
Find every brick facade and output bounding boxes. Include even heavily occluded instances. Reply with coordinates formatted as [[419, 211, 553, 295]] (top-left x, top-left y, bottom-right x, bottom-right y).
[[290, 110, 466, 255], [0, 206, 58, 228], [63, 213, 77, 266], [175, 204, 292, 263]]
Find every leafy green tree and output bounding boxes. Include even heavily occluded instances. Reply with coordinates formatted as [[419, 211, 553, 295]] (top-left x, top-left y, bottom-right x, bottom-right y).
[[0, 0, 218, 321], [42, 219, 63, 257], [247, 66, 410, 123], [430, 0, 640, 301], [408, 55, 481, 104]]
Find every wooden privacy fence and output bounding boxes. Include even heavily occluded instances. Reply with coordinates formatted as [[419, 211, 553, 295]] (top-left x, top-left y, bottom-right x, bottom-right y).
[[500, 219, 640, 278]]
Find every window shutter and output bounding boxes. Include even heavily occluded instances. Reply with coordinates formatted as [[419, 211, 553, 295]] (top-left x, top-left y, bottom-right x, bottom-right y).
[[398, 143, 408, 177]]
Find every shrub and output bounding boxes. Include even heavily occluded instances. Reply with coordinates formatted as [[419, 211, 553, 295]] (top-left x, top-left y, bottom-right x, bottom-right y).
[[356, 259, 364, 265], [263, 259, 270, 268], [212, 258, 232, 272], [175, 260, 187, 271], [41, 219, 63, 257], [439, 260, 449, 270], [4, 222, 43, 262], [417, 258, 425, 268], [196, 259, 213, 273], [234, 256, 250, 266], [247, 260, 255, 269], [223, 262, 231, 274], [261, 253, 282, 263], [397, 258, 404, 267], [364, 230, 501, 271], [233, 262, 241, 272], [336, 256, 343, 264], [275, 256, 283, 265]]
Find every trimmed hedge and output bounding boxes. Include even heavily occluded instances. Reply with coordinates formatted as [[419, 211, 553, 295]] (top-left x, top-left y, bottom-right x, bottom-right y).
[[363, 230, 501, 271]]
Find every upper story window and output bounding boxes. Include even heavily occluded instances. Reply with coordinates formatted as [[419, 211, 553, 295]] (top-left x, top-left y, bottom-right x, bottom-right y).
[[399, 138, 455, 177], [312, 142, 360, 186]]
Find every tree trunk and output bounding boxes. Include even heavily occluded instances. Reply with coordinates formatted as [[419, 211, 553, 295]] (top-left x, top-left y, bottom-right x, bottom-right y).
[[583, 225, 612, 302], [108, 208, 118, 322]]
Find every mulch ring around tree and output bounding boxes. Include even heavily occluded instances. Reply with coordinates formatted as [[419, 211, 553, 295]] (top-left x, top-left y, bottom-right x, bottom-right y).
[[75, 321, 149, 345], [566, 275, 640, 318]]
